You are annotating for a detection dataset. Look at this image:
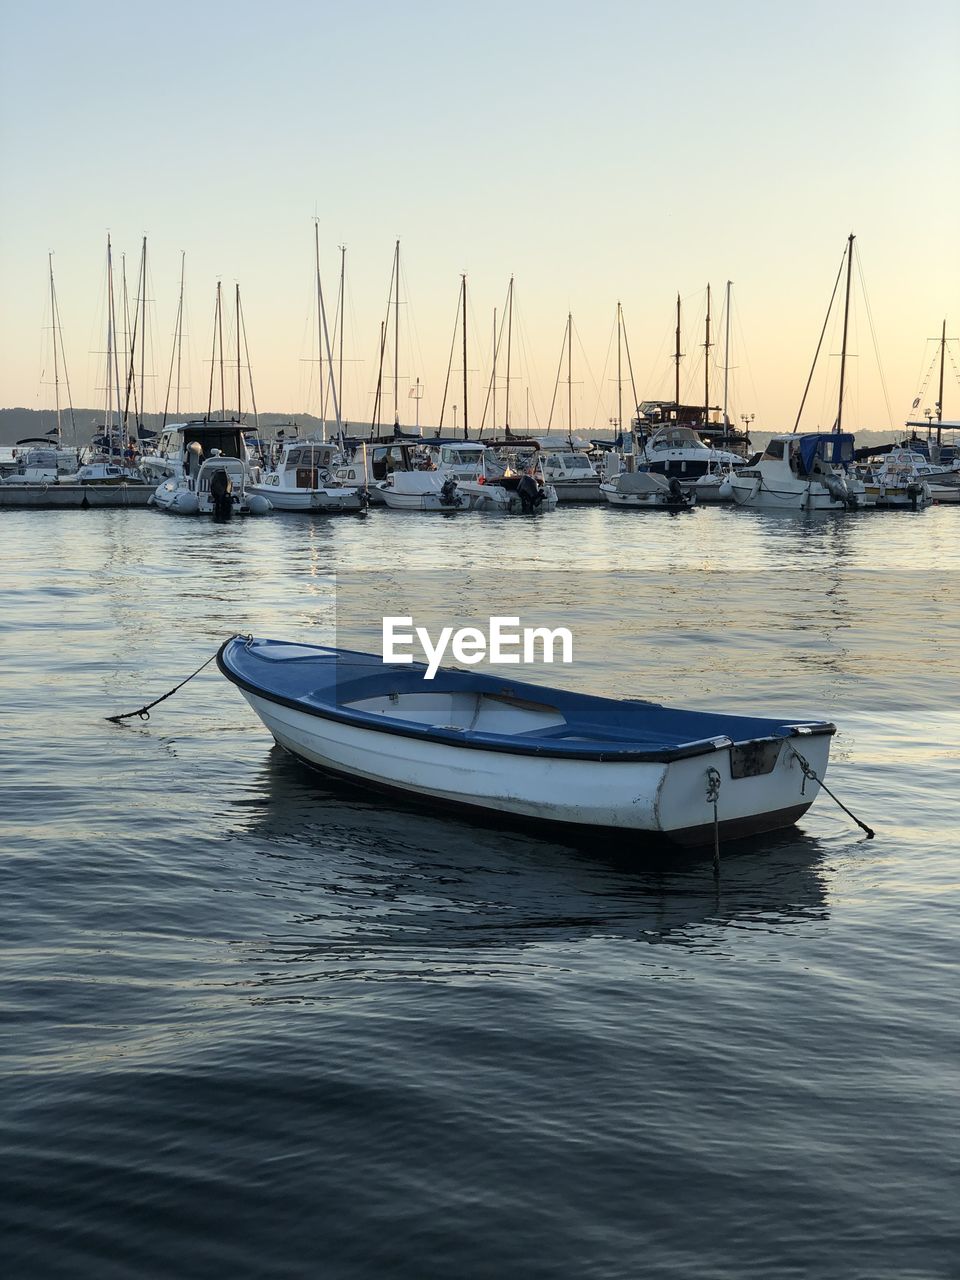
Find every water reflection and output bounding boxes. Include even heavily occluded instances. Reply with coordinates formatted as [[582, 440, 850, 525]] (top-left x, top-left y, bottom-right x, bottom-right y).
[[224, 748, 831, 996]]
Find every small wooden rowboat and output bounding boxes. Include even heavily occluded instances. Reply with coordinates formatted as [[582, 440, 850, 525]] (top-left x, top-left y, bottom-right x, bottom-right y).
[[218, 637, 835, 847]]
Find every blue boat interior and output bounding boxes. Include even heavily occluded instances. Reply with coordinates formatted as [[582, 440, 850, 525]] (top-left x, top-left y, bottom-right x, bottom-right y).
[[220, 638, 835, 763]]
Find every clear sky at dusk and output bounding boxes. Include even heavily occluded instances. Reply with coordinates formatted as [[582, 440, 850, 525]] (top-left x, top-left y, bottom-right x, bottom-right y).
[[2, 0, 958, 435]]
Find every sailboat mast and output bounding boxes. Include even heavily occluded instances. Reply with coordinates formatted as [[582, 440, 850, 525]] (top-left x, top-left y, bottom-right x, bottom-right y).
[[206, 287, 218, 422], [722, 280, 732, 429], [139, 236, 147, 432], [236, 284, 242, 420], [162, 252, 185, 430], [617, 301, 623, 439], [492, 308, 497, 433], [217, 280, 226, 421], [48, 253, 61, 442], [176, 252, 184, 416], [703, 283, 711, 424], [936, 318, 946, 443], [674, 294, 682, 410], [106, 235, 121, 456], [393, 239, 400, 427], [461, 274, 468, 439], [504, 276, 513, 432], [338, 245, 346, 422], [836, 233, 855, 434], [567, 312, 572, 442], [315, 222, 325, 437]]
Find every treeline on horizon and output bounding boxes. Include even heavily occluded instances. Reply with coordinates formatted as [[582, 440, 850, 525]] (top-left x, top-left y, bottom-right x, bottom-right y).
[[0, 407, 903, 451]]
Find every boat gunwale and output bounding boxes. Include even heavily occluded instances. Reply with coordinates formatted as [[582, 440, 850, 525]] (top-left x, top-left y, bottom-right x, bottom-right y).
[[217, 638, 836, 765]]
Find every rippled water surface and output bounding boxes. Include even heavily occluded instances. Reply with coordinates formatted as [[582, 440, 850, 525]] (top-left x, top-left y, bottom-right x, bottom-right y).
[[2, 504, 959, 1279]]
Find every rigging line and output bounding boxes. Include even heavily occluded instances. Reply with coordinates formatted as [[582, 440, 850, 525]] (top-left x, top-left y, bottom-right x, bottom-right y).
[[572, 318, 603, 431], [546, 316, 568, 432], [794, 244, 847, 433], [620, 308, 642, 432], [593, 312, 617, 433], [854, 245, 894, 431], [238, 293, 259, 429], [731, 293, 763, 427], [51, 269, 77, 441], [398, 251, 428, 430], [478, 287, 510, 434], [437, 281, 462, 434]]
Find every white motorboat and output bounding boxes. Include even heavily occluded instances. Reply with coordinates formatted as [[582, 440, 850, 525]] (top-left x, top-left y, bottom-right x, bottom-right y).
[[218, 636, 836, 848], [247, 439, 364, 512], [600, 469, 695, 509], [540, 450, 602, 502], [457, 448, 558, 512], [147, 420, 270, 517], [380, 469, 466, 511], [638, 425, 744, 500], [859, 447, 932, 509], [723, 433, 865, 511]]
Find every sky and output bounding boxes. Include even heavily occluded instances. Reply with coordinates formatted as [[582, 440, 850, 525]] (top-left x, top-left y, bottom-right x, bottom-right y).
[[2, 0, 958, 436]]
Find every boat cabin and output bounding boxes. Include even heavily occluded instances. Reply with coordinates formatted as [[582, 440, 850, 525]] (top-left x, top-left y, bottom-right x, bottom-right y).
[[764, 432, 855, 477]]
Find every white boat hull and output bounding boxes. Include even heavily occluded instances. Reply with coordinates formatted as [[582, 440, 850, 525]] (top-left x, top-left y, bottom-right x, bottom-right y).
[[457, 482, 559, 512], [247, 483, 363, 512], [238, 689, 828, 845]]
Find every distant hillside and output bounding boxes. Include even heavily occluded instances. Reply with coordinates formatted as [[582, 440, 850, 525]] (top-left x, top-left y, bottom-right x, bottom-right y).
[[0, 407, 914, 451]]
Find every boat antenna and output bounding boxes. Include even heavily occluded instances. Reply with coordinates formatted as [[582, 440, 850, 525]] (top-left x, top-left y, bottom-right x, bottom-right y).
[[793, 241, 847, 433], [835, 233, 855, 433]]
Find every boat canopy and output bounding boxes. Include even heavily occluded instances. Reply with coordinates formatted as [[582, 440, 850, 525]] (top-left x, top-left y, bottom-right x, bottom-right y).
[[798, 433, 855, 473]]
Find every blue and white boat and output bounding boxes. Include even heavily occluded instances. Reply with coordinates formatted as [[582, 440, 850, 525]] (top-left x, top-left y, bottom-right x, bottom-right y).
[[218, 636, 836, 847]]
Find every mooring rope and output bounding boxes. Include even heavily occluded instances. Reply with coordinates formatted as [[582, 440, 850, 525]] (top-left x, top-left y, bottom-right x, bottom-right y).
[[105, 635, 248, 723], [789, 744, 875, 839], [705, 766, 722, 872]]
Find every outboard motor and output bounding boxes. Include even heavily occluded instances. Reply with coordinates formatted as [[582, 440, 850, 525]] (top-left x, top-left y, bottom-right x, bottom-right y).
[[667, 477, 687, 505], [517, 472, 543, 513], [209, 468, 233, 521], [439, 476, 460, 507], [185, 440, 203, 479], [822, 473, 849, 505]]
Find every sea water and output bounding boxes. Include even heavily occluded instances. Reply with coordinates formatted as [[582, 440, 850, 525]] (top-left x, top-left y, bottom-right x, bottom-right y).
[[1, 504, 958, 1279]]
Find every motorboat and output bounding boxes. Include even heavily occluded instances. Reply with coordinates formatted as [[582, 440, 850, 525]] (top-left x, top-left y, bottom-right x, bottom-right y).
[[147, 420, 270, 517], [456, 448, 558, 512], [218, 636, 836, 847], [600, 469, 695, 509], [247, 439, 365, 512], [859, 447, 932, 509], [540, 450, 602, 502], [723, 433, 865, 511], [638, 425, 744, 501], [380, 469, 466, 511]]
